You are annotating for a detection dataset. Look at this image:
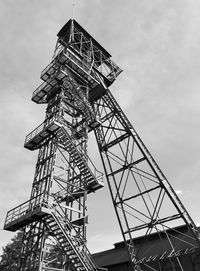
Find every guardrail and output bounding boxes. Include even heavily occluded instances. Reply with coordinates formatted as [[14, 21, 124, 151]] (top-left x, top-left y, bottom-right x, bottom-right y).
[[32, 81, 52, 100], [63, 49, 100, 83], [25, 121, 46, 145], [56, 119, 103, 182], [57, 117, 104, 184], [50, 195, 100, 271], [4, 193, 49, 227], [24, 115, 60, 147]]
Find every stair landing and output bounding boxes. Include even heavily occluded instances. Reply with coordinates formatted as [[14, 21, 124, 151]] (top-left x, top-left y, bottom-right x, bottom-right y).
[[4, 198, 51, 232]]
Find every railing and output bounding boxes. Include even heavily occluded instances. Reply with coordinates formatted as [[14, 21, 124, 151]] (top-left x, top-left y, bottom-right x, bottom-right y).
[[67, 35, 122, 85], [40, 46, 100, 85], [57, 118, 104, 185], [41, 60, 57, 80], [49, 196, 99, 271], [55, 168, 103, 202], [87, 157, 103, 183], [63, 49, 100, 83], [32, 81, 51, 100], [25, 115, 104, 193], [41, 49, 67, 79], [4, 193, 49, 227], [32, 43, 122, 103], [24, 115, 60, 147], [25, 121, 46, 145], [49, 195, 73, 232]]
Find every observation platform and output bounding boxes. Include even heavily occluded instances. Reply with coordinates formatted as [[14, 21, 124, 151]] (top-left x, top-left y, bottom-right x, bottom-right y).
[[24, 116, 102, 151], [24, 119, 61, 150], [4, 195, 51, 232], [57, 19, 122, 85], [32, 19, 122, 104], [32, 49, 101, 104]]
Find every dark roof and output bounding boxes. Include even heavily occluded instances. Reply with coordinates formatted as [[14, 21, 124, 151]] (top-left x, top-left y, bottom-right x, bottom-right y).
[[114, 224, 191, 249], [57, 19, 111, 58], [92, 225, 200, 267], [93, 246, 129, 267]]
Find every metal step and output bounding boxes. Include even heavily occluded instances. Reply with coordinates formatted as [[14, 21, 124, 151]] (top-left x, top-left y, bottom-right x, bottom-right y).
[[57, 127, 104, 191], [46, 210, 100, 271], [46, 215, 89, 271]]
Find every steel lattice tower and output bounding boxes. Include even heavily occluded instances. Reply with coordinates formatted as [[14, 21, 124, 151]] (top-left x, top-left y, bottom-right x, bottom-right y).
[[4, 19, 200, 271]]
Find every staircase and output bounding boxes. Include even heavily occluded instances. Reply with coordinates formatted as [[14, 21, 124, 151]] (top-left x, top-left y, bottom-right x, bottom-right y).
[[24, 117, 103, 201], [43, 200, 99, 271], [56, 125, 103, 194], [62, 75, 101, 129]]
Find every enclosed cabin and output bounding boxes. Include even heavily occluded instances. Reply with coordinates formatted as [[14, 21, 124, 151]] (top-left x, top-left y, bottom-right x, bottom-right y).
[[32, 19, 122, 104]]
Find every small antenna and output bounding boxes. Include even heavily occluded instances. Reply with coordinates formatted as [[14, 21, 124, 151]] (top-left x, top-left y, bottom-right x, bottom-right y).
[[72, 0, 76, 19]]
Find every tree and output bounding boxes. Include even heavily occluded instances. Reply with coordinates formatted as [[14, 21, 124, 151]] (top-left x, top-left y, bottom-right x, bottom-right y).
[[0, 231, 22, 271], [0, 232, 65, 270]]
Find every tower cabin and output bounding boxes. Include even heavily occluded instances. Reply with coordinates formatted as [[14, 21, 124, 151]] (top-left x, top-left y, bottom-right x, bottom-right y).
[[24, 19, 122, 152], [32, 19, 122, 104]]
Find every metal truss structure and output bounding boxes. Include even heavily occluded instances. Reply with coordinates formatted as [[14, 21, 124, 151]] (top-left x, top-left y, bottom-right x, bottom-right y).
[[4, 19, 200, 271]]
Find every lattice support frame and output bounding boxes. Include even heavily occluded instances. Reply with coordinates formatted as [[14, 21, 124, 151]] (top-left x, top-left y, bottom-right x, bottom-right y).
[[92, 89, 200, 271], [4, 19, 200, 271]]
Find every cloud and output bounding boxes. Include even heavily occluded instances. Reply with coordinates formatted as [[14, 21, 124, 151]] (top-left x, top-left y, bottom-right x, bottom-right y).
[[175, 190, 183, 195], [1, 0, 200, 255]]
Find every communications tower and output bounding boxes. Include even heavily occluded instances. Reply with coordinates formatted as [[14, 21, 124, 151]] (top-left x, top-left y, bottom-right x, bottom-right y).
[[4, 19, 200, 271]]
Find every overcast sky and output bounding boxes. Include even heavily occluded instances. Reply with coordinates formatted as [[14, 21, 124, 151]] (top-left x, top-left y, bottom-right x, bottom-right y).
[[0, 0, 200, 254]]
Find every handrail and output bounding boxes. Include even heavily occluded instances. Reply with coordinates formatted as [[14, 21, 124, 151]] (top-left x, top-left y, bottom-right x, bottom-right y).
[[32, 43, 122, 104], [40, 60, 56, 79], [24, 116, 103, 187], [57, 118, 103, 183], [32, 81, 51, 99], [24, 115, 58, 146], [25, 121, 46, 145], [4, 193, 49, 227], [40, 49, 66, 81], [63, 49, 100, 83], [49, 195, 99, 271]]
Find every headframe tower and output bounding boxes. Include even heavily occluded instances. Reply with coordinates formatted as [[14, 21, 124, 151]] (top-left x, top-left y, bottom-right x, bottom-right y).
[[4, 19, 200, 271]]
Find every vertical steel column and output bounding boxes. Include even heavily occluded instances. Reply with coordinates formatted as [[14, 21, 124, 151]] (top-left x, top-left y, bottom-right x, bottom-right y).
[[19, 94, 60, 270]]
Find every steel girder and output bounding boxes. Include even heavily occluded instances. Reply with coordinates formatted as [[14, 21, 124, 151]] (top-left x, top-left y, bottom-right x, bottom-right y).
[[4, 18, 200, 271], [92, 89, 200, 271]]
